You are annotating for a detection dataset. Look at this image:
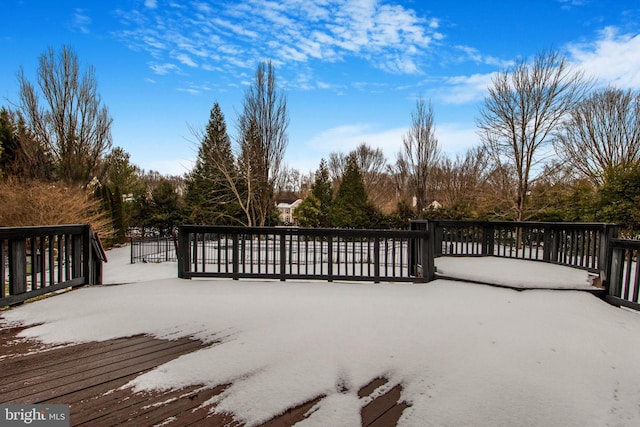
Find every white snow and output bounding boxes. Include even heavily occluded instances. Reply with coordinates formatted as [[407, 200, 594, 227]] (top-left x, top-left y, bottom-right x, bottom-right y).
[[435, 256, 597, 289], [2, 245, 640, 426]]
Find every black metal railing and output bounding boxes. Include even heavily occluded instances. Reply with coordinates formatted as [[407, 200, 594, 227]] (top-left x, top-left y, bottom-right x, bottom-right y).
[[130, 235, 178, 263], [177, 225, 433, 283], [412, 220, 618, 275], [1, 224, 105, 307], [606, 238, 640, 311]]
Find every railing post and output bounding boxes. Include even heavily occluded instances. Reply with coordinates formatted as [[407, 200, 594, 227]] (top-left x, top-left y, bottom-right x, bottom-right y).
[[408, 222, 417, 276], [72, 232, 82, 279], [599, 224, 618, 281], [177, 226, 190, 279], [607, 244, 623, 299], [8, 238, 27, 295], [420, 223, 435, 282], [82, 225, 92, 285], [232, 232, 240, 280], [434, 222, 443, 257]]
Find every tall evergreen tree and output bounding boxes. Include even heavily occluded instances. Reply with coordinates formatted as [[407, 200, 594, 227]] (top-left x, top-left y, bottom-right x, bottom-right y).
[[294, 159, 334, 227], [0, 107, 52, 179], [148, 178, 182, 236], [330, 154, 374, 228], [185, 102, 241, 225], [311, 158, 333, 227]]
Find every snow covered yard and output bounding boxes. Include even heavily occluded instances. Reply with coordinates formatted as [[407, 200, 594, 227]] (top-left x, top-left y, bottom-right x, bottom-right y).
[[2, 245, 640, 426]]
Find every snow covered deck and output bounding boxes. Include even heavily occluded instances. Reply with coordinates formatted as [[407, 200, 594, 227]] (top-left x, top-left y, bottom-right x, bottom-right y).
[[1, 246, 639, 426], [435, 256, 601, 291], [0, 323, 409, 426]]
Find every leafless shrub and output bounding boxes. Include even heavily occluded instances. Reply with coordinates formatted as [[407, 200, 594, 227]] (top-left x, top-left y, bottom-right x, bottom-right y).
[[0, 177, 113, 240]]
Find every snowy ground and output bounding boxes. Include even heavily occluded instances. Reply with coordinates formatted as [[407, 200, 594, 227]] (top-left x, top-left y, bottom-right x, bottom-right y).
[[2, 245, 640, 426]]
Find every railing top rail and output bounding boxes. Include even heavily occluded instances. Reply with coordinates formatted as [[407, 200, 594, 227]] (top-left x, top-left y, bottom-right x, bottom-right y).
[[0, 224, 88, 239], [413, 220, 617, 230], [178, 225, 427, 238], [610, 238, 640, 249]]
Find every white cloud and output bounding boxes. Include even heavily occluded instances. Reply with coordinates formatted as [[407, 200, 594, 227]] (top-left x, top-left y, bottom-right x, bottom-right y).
[[567, 26, 640, 89], [436, 123, 481, 156], [176, 53, 197, 67], [306, 123, 406, 161], [113, 0, 443, 77], [73, 9, 91, 34], [149, 62, 180, 75], [440, 73, 496, 104]]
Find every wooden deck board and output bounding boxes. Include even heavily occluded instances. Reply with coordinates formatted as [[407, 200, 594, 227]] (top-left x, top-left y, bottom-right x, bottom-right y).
[[1, 321, 408, 426]]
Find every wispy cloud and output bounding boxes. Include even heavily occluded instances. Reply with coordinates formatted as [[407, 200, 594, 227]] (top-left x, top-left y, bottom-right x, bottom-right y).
[[307, 123, 406, 160], [149, 62, 181, 75], [439, 73, 496, 104], [72, 9, 91, 34], [567, 26, 640, 89], [113, 0, 443, 80]]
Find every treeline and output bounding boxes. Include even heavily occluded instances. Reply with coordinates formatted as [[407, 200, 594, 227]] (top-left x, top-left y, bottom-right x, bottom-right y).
[[0, 46, 188, 244], [2, 46, 640, 242]]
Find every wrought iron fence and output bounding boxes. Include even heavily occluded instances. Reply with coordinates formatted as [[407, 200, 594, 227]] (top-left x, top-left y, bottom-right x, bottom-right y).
[[130, 236, 177, 263]]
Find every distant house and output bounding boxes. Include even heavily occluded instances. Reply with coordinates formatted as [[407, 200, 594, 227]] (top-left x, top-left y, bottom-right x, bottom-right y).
[[276, 199, 302, 225]]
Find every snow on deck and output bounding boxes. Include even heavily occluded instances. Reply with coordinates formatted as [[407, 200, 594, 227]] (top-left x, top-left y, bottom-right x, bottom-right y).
[[435, 256, 597, 290], [2, 245, 639, 427]]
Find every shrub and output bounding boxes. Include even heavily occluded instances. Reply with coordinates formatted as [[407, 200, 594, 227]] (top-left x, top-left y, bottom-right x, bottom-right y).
[[0, 177, 114, 243]]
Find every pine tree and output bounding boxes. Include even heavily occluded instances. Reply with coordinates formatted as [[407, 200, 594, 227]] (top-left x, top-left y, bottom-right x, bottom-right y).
[[184, 102, 241, 225], [330, 154, 374, 228], [148, 179, 182, 236], [312, 159, 333, 227]]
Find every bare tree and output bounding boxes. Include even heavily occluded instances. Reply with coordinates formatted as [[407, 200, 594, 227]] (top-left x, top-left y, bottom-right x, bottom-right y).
[[237, 61, 289, 226], [394, 97, 440, 214], [554, 86, 640, 186], [433, 146, 488, 216], [17, 45, 113, 185], [328, 151, 346, 185], [476, 50, 591, 221]]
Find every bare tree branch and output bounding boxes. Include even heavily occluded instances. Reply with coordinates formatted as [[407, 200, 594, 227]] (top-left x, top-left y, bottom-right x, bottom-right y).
[[476, 50, 591, 221], [554, 86, 640, 186], [17, 46, 112, 185]]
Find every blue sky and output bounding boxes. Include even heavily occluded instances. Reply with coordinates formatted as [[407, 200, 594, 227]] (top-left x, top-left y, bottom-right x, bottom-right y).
[[2, 0, 640, 176]]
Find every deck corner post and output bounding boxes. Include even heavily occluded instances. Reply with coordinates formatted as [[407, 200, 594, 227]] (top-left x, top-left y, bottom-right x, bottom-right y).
[[177, 226, 190, 279], [82, 225, 92, 285], [607, 245, 623, 298], [433, 221, 443, 257], [599, 224, 618, 280], [422, 222, 436, 282]]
